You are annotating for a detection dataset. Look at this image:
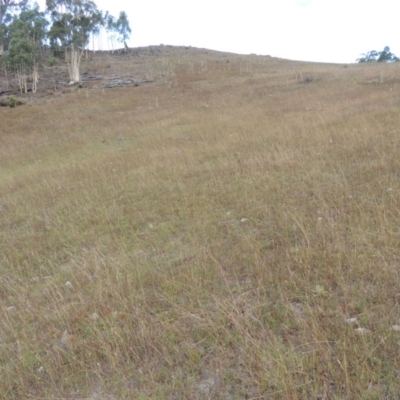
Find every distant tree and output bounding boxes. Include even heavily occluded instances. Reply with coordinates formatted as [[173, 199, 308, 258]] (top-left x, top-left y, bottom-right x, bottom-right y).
[[356, 50, 378, 63], [357, 46, 399, 63], [0, 0, 27, 55], [46, 0, 103, 82], [104, 12, 117, 52], [6, 3, 48, 93], [114, 11, 131, 51], [104, 11, 131, 52], [377, 46, 399, 62]]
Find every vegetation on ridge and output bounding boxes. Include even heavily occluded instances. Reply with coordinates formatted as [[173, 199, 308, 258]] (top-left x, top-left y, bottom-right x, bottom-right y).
[[0, 0, 131, 88], [357, 46, 399, 63]]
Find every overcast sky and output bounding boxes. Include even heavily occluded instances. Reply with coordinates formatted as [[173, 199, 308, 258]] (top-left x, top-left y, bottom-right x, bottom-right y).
[[36, 0, 400, 64]]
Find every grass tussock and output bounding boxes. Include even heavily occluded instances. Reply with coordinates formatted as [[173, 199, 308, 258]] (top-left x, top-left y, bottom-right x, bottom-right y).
[[1, 48, 400, 398]]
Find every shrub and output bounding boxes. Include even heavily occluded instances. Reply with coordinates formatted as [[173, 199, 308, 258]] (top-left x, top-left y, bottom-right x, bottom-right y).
[[8, 95, 17, 108]]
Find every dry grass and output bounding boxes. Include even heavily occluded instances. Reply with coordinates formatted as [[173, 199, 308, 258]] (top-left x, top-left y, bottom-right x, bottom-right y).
[[2, 47, 400, 398]]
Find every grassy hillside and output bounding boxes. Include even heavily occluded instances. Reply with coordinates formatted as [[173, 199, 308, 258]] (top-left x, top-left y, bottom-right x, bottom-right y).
[[1, 47, 400, 399]]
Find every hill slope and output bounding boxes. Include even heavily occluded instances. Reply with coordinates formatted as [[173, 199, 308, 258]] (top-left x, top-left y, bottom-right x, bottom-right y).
[[1, 47, 400, 398]]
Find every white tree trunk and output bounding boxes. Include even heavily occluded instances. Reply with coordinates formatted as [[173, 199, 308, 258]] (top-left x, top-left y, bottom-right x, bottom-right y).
[[16, 67, 28, 94], [66, 44, 82, 83], [32, 63, 39, 93]]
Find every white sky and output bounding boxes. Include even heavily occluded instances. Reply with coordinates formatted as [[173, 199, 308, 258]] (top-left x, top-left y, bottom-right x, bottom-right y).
[[36, 0, 400, 64]]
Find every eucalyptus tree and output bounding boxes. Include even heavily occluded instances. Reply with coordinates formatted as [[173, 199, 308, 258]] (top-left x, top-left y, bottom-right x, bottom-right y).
[[357, 46, 399, 63], [0, 0, 27, 55], [104, 10, 131, 52], [377, 46, 399, 62], [104, 12, 117, 52], [46, 0, 103, 82], [7, 3, 48, 92], [114, 11, 131, 51]]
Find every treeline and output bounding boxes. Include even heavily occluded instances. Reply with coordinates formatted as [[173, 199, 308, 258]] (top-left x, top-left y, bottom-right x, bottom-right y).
[[0, 0, 131, 93], [356, 46, 399, 63]]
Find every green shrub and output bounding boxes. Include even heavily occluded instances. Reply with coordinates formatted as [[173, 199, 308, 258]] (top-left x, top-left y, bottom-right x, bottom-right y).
[[48, 56, 59, 66], [8, 95, 17, 108]]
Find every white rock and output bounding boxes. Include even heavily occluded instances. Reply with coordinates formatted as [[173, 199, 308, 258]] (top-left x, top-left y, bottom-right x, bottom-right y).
[[65, 281, 74, 290], [345, 317, 357, 325], [197, 377, 215, 394], [90, 313, 99, 320], [60, 329, 69, 348], [355, 327, 370, 335], [392, 325, 400, 331]]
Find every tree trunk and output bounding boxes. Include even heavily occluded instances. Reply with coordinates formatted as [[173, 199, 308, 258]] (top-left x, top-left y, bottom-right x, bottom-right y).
[[16, 67, 28, 94], [32, 63, 39, 93], [66, 44, 82, 83]]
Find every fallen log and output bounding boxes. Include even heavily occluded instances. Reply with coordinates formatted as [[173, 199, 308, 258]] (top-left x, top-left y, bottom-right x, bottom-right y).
[[103, 78, 153, 89], [81, 73, 103, 81]]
